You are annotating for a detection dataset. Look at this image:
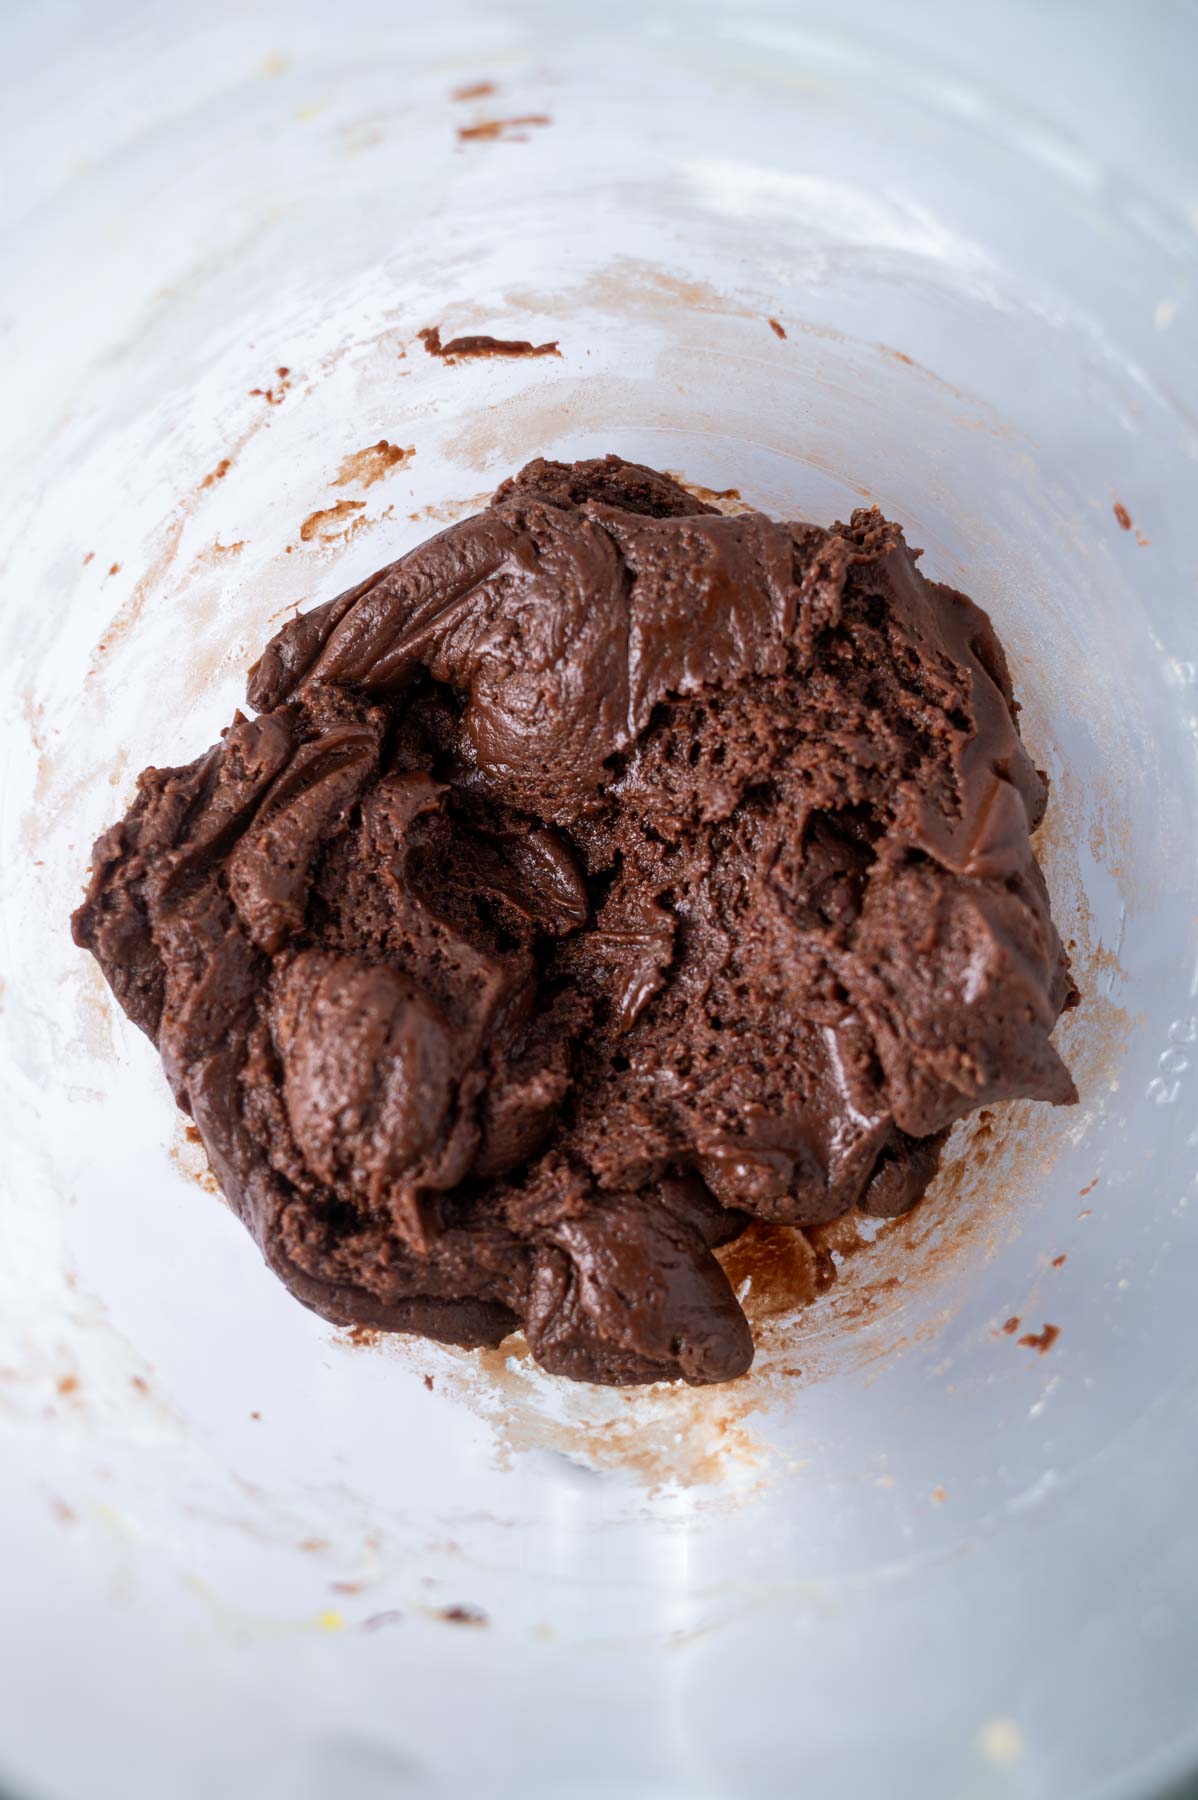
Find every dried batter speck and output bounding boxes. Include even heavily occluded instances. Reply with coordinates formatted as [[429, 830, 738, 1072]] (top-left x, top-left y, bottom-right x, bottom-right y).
[[418, 324, 559, 362], [456, 115, 550, 143], [334, 441, 414, 489], [1018, 1322, 1060, 1355]]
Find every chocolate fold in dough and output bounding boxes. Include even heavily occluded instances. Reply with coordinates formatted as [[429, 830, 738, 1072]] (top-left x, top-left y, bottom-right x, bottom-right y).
[[73, 456, 1076, 1385]]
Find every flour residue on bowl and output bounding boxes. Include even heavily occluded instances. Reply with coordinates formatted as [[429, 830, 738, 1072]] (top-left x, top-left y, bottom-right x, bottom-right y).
[[331, 1081, 1094, 1500], [168, 1117, 222, 1200], [337, 1329, 773, 1499]]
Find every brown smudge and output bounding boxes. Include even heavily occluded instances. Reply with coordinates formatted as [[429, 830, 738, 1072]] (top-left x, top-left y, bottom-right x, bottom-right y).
[[85, 517, 185, 685], [664, 471, 749, 514], [1001, 1316, 1022, 1335], [451, 80, 496, 101], [300, 1537, 330, 1553], [407, 489, 493, 527], [1113, 500, 1132, 531], [661, 475, 748, 518], [331, 1580, 363, 1595], [1051, 1254, 1067, 1269], [438, 1604, 488, 1626], [501, 257, 996, 426], [22, 690, 46, 755], [424, 1374, 435, 1391], [417, 325, 560, 362], [931, 1485, 947, 1505], [56, 1375, 79, 1397], [70, 366, 302, 715], [201, 458, 231, 488], [767, 317, 787, 339], [334, 441, 414, 488], [130, 1375, 150, 1395], [29, 363, 323, 877], [1018, 1323, 1060, 1355], [571, 259, 743, 320], [169, 1118, 222, 1198], [299, 500, 367, 543], [192, 539, 246, 568], [249, 367, 292, 405], [345, 1325, 382, 1347], [82, 551, 94, 565], [457, 115, 550, 143], [1079, 1177, 1100, 1198], [250, 1410, 262, 1421]]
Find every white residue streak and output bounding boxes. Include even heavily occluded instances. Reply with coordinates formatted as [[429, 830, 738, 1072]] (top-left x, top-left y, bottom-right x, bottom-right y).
[[681, 158, 994, 269], [1007, 1468, 1060, 1515], [1028, 1376, 1060, 1420]]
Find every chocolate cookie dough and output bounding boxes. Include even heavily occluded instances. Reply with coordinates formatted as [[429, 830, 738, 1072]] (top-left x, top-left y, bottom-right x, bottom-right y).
[[73, 456, 1076, 1385]]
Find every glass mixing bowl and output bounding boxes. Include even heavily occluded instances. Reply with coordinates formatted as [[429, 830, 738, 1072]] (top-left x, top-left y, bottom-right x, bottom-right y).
[[1, 2, 1195, 1796]]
